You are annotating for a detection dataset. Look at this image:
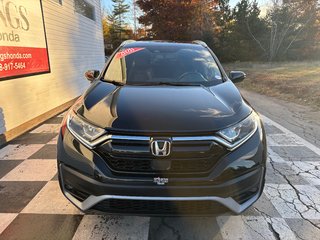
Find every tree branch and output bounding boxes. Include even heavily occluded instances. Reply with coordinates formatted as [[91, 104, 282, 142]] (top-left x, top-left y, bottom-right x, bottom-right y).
[[246, 19, 267, 54]]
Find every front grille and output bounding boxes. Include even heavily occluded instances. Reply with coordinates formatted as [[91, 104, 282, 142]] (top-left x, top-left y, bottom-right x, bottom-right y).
[[93, 199, 228, 215], [107, 158, 215, 173], [96, 138, 227, 176]]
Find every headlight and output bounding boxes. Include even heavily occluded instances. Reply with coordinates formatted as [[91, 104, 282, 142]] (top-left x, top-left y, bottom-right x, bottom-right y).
[[218, 112, 259, 146], [67, 111, 105, 146]]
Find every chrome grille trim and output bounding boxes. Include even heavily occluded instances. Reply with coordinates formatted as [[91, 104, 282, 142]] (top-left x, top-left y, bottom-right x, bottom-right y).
[[72, 127, 257, 151]]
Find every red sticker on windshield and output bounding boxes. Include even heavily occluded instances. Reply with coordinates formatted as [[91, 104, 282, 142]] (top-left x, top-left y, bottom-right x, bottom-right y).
[[115, 48, 145, 59]]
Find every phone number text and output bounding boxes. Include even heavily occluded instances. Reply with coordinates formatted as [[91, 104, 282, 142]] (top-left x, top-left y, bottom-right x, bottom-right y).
[[0, 62, 26, 71]]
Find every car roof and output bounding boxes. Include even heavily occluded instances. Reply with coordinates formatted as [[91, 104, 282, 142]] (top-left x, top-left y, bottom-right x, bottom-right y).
[[123, 40, 206, 49]]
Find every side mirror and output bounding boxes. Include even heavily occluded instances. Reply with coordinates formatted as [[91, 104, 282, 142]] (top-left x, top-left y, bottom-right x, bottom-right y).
[[85, 70, 100, 82], [229, 71, 246, 83]]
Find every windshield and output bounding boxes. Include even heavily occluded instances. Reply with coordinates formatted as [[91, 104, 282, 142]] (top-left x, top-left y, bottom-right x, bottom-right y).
[[103, 44, 223, 86]]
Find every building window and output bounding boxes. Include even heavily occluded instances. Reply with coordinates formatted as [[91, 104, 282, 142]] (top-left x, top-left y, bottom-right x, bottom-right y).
[[52, 0, 62, 4], [74, 0, 96, 21]]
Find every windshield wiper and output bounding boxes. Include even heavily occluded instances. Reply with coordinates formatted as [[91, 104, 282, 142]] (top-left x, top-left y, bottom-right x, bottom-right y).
[[103, 80, 125, 86], [159, 82, 200, 86], [132, 82, 203, 86]]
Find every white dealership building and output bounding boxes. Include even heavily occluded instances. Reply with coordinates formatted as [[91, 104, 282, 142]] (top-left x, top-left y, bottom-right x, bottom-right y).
[[0, 0, 105, 144]]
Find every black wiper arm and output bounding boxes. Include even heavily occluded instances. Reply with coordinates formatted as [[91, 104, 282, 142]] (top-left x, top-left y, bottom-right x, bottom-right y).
[[103, 80, 125, 86], [153, 82, 202, 86], [127, 82, 205, 87]]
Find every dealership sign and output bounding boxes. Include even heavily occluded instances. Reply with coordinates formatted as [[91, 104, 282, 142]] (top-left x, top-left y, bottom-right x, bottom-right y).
[[0, 0, 50, 80]]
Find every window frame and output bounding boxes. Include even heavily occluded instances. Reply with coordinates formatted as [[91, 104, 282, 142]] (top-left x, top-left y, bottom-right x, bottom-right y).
[[51, 0, 62, 5], [74, 0, 96, 21]]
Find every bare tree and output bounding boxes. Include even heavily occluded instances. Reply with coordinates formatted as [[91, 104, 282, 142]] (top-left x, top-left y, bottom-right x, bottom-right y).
[[247, 0, 318, 62]]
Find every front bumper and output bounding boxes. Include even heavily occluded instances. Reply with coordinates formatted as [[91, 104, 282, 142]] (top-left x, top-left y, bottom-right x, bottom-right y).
[[57, 124, 267, 215], [59, 163, 265, 214]]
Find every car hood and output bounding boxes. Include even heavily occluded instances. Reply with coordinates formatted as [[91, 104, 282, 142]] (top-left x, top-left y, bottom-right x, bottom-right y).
[[78, 81, 252, 134]]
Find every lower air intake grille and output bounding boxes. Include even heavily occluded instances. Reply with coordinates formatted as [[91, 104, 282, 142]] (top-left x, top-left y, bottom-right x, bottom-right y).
[[93, 199, 228, 215]]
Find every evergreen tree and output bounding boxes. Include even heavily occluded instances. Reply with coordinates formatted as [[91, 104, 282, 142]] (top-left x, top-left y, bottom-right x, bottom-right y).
[[213, 0, 267, 61], [110, 0, 130, 41], [135, 0, 319, 62], [213, 0, 236, 61]]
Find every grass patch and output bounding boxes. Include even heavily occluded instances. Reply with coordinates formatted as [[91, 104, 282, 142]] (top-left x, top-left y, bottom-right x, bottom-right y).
[[223, 61, 320, 109]]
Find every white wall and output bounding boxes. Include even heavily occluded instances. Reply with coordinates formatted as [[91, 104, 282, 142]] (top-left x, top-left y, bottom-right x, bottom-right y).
[[0, 0, 105, 134]]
